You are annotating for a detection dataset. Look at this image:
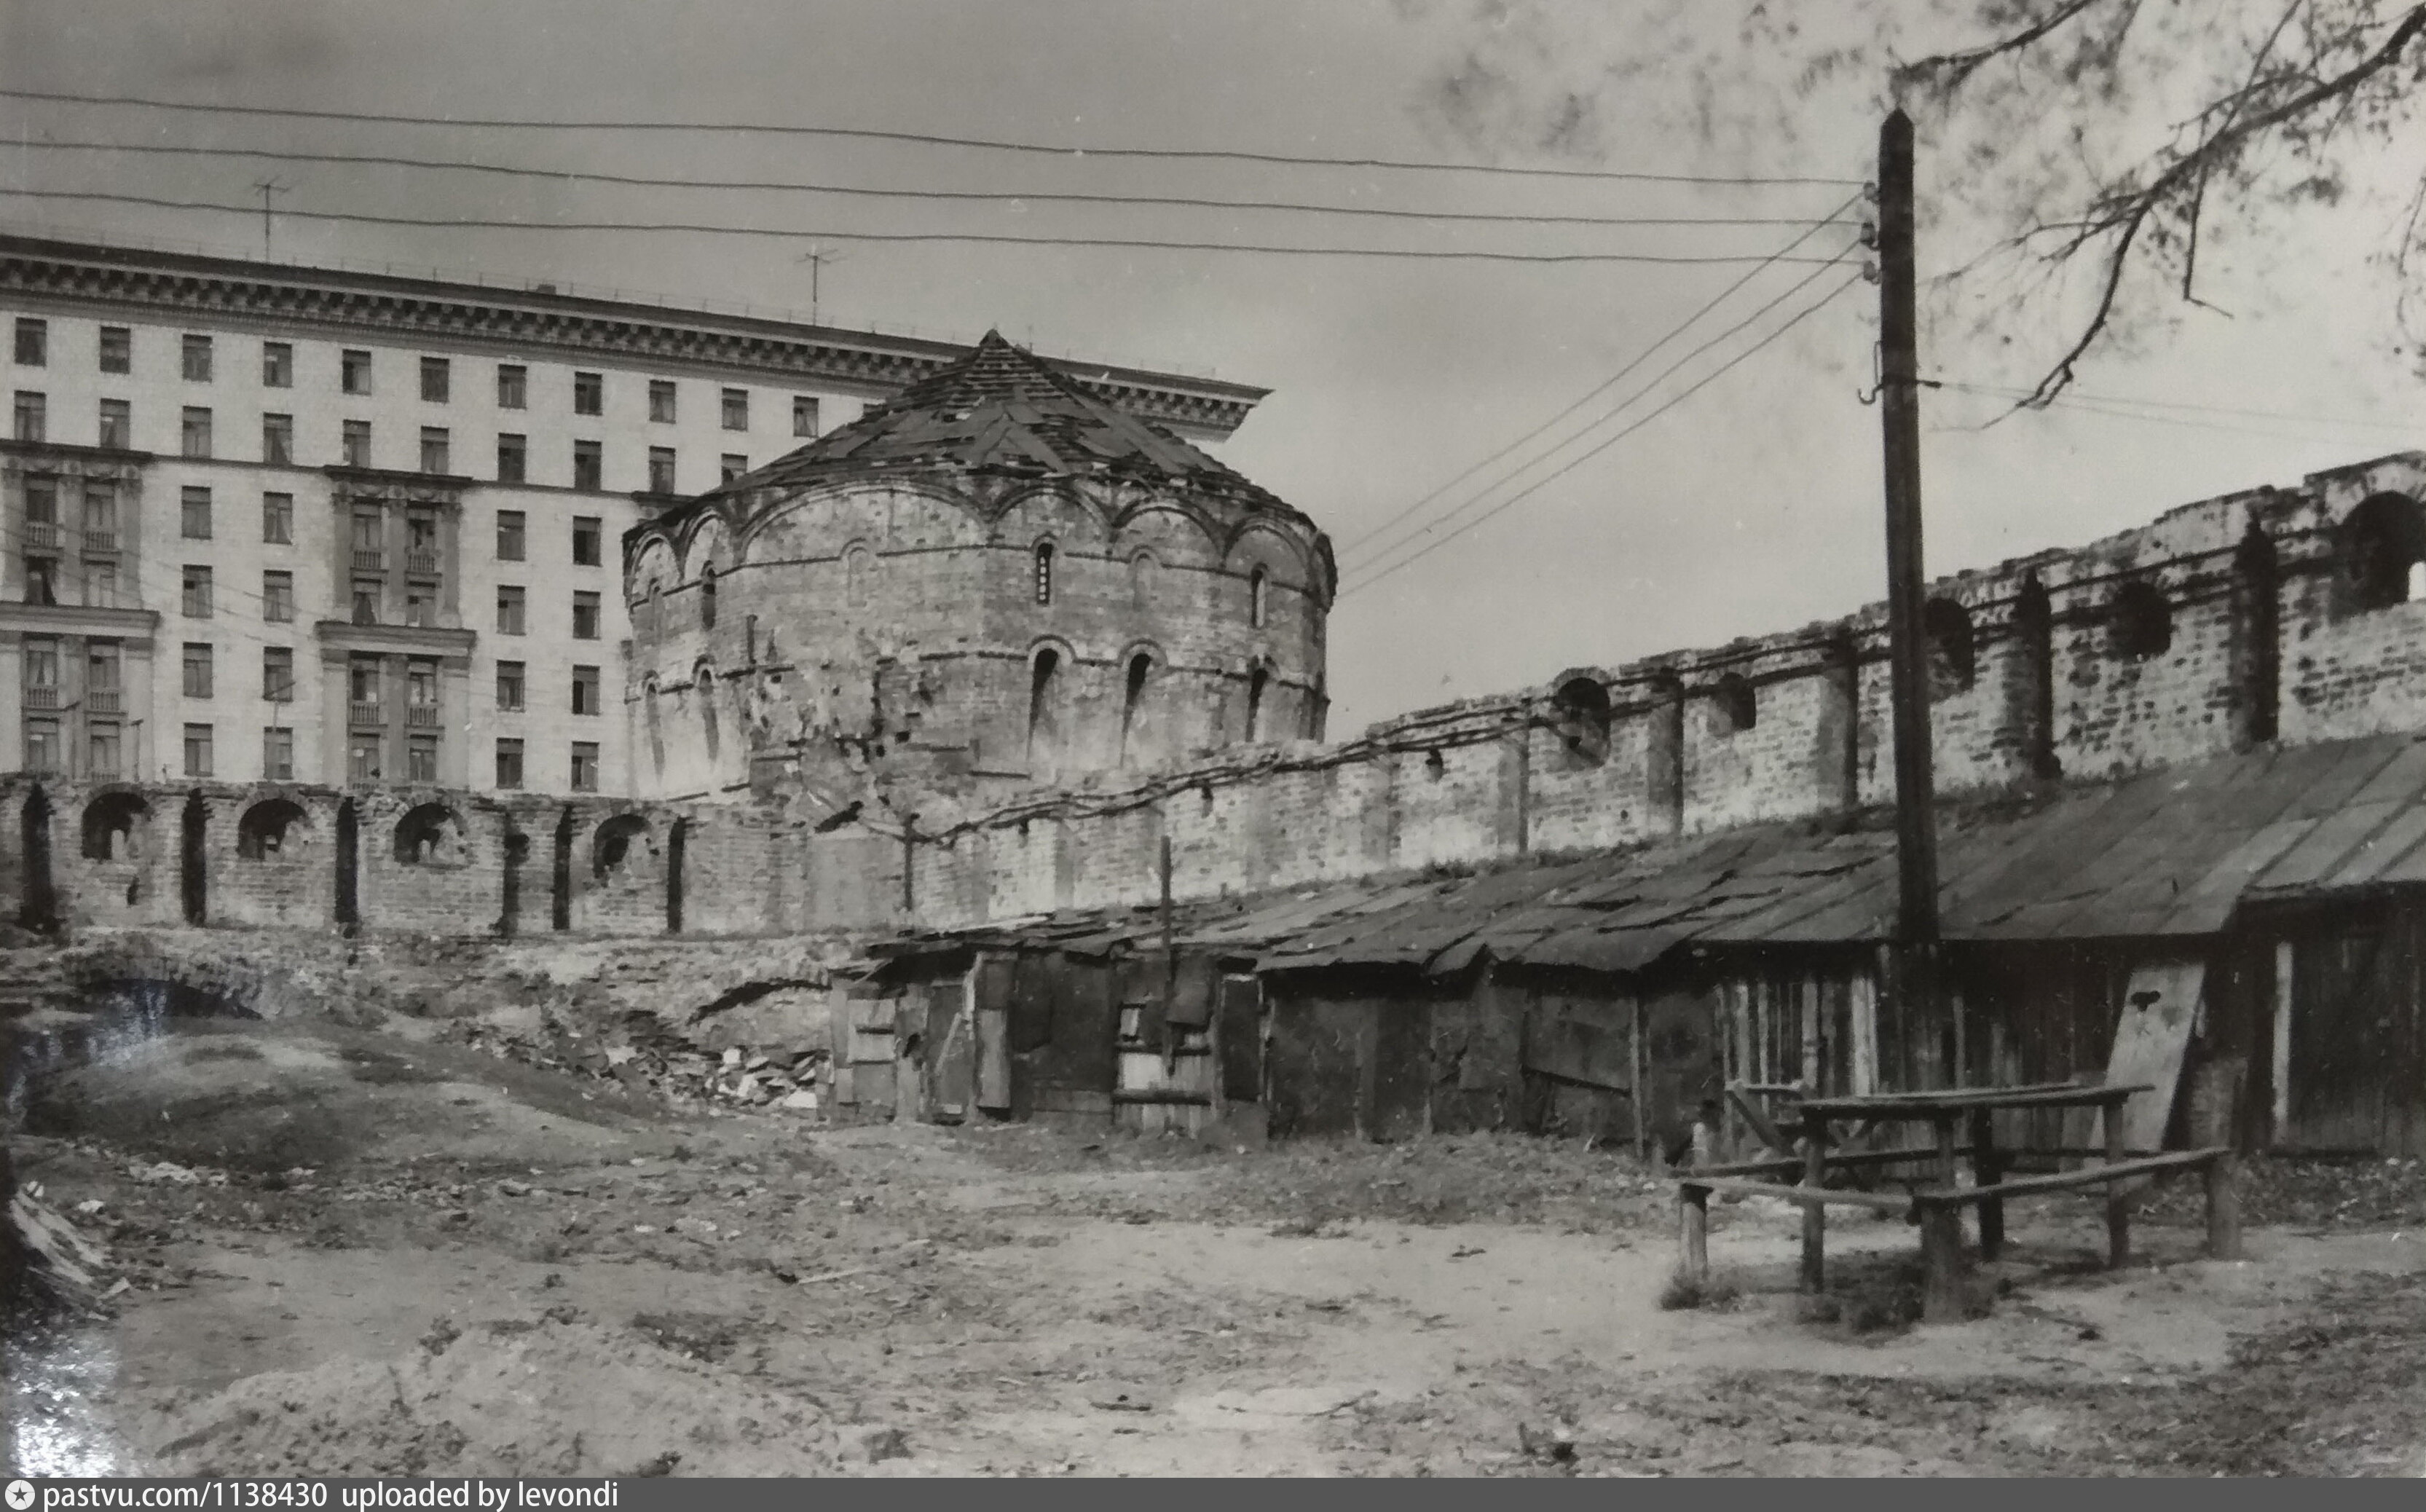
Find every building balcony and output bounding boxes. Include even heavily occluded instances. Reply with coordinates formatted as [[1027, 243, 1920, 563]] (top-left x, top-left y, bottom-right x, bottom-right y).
[[87, 688, 121, 714], [22, 521, 58, 549], [352, 550, 386, 572], [405, 704, 441, 728], [22, 685, 57, 710], [349, 701, 385, 728], [405, 548, 440, 577], [82, 529, 117, 554]]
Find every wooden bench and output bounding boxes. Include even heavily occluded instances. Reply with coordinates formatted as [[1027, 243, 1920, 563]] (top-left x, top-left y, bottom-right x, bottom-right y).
[[1675, 1145, 2242, 1323]]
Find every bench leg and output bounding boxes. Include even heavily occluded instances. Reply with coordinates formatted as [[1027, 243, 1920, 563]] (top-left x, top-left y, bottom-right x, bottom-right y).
[[2205, 1152, 2243, 1261], [1920, 1204, 1967, 1324], [2105, 1188, 2130, 1269], [1679, 1185, 1710, 1282]]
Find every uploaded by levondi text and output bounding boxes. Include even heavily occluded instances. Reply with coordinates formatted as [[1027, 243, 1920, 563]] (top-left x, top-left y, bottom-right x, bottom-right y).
[[29, 1487, 619, 1511]]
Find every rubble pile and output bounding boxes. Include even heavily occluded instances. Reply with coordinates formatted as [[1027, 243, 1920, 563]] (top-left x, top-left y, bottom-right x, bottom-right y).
[[449, 1011, 830, 1117]]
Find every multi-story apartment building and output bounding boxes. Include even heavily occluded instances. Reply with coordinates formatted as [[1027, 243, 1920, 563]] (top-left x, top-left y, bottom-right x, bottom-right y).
[[0, 233, 1261, 797]]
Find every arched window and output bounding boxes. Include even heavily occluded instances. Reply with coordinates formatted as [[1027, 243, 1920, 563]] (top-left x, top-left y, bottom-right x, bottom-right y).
[[696, 665, 721, 760], [2111, 580, 2173, 660], [1119, 651, 1152, 766], [1246, 662, 1269, 743], [1715, 672, 1757, 735], [1130, 551, 1159, 610], [647, 582, 664, 641], [1027, 647, 1062, 768], [593, 813, 652, 883], [393, 803, 465, 867], [1249, 567, 1269, 629], [236, 799, 308, 861], [2342, 492, 2426, 610], [81, 791, 146, 863], [1033, 542, 1055, 605], [644, 677, 666, 777], [1552, 676, 1611, 768], [698, 565, 718, 631], [843, 544, 873, 609], [1923, 597, 1975, 696]]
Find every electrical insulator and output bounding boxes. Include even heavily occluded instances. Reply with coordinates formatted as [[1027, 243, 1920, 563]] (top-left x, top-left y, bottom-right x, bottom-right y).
[[1862, 260, 1882, 285], [1859, 220, 1879, 248], [1863, 180, 1880, 204]]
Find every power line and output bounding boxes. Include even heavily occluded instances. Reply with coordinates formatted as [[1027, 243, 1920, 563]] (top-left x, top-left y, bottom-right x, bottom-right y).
[[1339, 270, 1864, 597], [1334, 194, 1862, 562], [0, 138, 1861, 232], [1340, 251, 1863, 580], [0, 189, 1854, 266], [1939, 379, 2422, 434], [0, 88, 1866, 187]]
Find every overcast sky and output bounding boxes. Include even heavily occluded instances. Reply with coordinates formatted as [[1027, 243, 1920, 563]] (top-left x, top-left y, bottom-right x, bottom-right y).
[[4, 0, 2420, 734]]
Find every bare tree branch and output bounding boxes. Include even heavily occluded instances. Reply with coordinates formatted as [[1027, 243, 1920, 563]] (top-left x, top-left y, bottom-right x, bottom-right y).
[[1896, 0, 2109, 94]]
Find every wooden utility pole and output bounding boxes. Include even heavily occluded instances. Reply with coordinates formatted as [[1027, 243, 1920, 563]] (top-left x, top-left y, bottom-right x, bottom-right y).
[[1878, 110, 1945, 1071], [1159, 835, 1178, 1075]]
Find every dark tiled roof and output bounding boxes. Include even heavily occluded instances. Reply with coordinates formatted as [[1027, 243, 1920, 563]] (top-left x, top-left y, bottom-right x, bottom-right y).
[[870, 731, 2426, 978], [696, 331, 1300, 520]]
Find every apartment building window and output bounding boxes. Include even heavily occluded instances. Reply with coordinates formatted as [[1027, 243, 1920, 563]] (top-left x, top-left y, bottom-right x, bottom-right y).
[[181, 406, 213, 459], [421, 356, 451, 403], [98, 326, 130, 374], [571, 664, 601, 714], [497, 363, 527, 409], [87, 642, 120, 696], [181, 334, 213, 382], [343, 420, 371, 468], [342, 348, 372, 395], [262, 492, 293, 544], [351, 580, 381, 626], [573, 439, 602, 491], [496, 432, 526, 484], [495, 739, 524, 790], [408, 659, 438, 715], [572, 591, 601, 640], [23, 478, 55, 532], [406, 509, 438, 567], [261, 412, 294, 465], [407, 737, 439, 784], [82, 481, 115, 538], [262, 341, 293, 387], [497, 585, 526, 635], [264, 727, 294, 782], [649, 379, 677, 423], [263, 570, 294, 622], [352, 507, 383, 567], [571, 742, 599, 792], [646, 446, 675, 494], [181, 487, 213, 540], [79, 561, 114, 610], [573, 371, 602, 415], [184, 723, 213, 779], [183, 642, 214, 699], [88, 724, 121, 777], [349, 657, 380, 714], [25, 719, 60, 775], [793, 395, 819, 437], [98, 398, 130, 449], [721, 454, 748, 484], [264, 645, 295, 702], [572, 516, 602, 567], [12, 318, 45, 366], [420, 426, 451, 474], [497, 510, 526, 561], [24, 556, 57, 606], [496, 661, 526, 710], [405, 583, 435, 629], [720, 387, 749, 430], [12, 390, 44, 442], [23, 637, 58, 699], [349, 738, 382, 784]]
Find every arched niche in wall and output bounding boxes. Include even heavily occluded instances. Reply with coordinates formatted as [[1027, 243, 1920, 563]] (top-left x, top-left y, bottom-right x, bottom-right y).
[[1119, 645, 1157, 767], [696, 663, 722, 762], [629, 538, 678, 640], [592, 812, 653, 884], [1551, 676, 1612, 769], [841, 541, 876, 610], [1713, 672, 1758, 736], [82, 789, 149, 862], [644, 675, 666, 777], [1245, 658, 1273, 744], [1026, 641, 1073, 773], [1923, 596, 1976, 697], [2339, 492, 2426, 612], [2233, 524, 2281, 747], [1128, 548, 1162, 611], [236, 798, 310, 861], [2110, 579, 2173, 661], [393, 802, 468, 867], [2015, 575, 2060, 778]]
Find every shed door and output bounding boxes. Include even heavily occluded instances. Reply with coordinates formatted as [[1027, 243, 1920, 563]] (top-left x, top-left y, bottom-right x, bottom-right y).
[[2288, 929, 2409, 1154]]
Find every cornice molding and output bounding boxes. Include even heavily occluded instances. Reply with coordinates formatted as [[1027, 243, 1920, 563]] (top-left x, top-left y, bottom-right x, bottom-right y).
[[312, 619, 478, 658], [0, 237, 1261, 439], [0, 603, 160, 638]]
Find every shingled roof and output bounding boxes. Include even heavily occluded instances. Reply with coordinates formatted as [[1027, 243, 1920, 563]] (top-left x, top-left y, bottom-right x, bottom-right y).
[[695, 331, 1301, 520]]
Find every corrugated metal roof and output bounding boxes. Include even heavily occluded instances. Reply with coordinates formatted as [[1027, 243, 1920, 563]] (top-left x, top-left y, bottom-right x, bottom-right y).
[[871, 731, 2426, 981]]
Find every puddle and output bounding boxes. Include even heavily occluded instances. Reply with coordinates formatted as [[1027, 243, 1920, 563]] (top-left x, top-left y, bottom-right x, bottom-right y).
[[4, 1316, 133, 1475]]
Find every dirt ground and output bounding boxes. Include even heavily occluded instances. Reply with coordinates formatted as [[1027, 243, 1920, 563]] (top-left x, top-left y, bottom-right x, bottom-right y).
[[6, 1014, 2425, 1477]]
